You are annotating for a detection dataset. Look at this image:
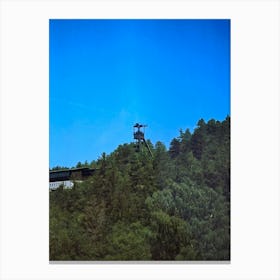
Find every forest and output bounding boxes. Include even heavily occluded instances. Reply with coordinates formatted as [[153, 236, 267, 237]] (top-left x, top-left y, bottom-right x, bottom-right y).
[[49, 116, 230, 261]]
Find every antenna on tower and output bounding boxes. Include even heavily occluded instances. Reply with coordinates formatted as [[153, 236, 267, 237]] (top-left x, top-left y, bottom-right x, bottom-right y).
[[133, 123, 153, 158]]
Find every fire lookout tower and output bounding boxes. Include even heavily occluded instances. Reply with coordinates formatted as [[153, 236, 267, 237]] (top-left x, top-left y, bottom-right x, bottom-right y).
[[133, 123, 153, 157]]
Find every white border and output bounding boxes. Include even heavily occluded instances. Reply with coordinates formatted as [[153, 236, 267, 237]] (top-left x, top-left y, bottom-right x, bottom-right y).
[[0, 0, 279, 279]]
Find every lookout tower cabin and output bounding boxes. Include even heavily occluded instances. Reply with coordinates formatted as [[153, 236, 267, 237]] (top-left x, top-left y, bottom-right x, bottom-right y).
[[133, 123, 145, 141], [49, 167, 95, 190], [133, 123, 153, 157]]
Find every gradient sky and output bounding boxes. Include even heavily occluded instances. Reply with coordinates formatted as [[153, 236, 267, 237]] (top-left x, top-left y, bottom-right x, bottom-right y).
[[49, 19, 230, 168]]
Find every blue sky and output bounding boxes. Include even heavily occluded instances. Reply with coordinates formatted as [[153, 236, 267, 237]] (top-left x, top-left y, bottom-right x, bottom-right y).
[[49, 19, 230, 168]]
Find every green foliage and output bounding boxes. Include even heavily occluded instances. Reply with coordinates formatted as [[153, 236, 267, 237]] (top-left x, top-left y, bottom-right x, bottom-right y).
[[148, 210, 191, 260], [146, 180, 230, 260], [105, 222, 152, 260], [50, 116, 230, 260]]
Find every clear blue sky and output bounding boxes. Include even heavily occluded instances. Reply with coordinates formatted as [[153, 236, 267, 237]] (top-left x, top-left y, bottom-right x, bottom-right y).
[[49, 19, 230, 168]]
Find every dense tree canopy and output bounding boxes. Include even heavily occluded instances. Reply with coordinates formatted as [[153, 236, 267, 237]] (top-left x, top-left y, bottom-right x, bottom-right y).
[[50, 116, 230, 260]]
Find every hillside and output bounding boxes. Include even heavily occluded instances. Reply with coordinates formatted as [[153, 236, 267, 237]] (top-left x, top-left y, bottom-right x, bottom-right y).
[[50, 116, 230, 261]]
